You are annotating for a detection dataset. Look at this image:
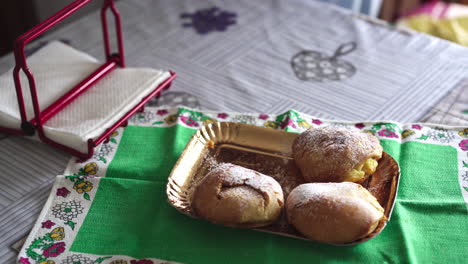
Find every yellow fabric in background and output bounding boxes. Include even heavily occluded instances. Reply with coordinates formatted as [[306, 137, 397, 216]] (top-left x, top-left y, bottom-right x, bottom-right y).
[[403, 15, 468, 46]]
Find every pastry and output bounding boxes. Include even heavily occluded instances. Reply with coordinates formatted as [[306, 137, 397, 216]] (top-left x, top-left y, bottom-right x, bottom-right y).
[[292, 127, 382, 183], [191, 163, 284, 228], [286, 182, 385, 244]]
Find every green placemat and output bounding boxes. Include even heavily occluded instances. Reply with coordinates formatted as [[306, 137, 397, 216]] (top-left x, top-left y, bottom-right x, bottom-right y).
[[18, 107, 468, 264]]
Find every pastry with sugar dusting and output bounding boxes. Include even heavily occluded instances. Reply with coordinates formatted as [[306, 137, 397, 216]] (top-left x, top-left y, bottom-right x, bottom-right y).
[[292, 127, 382, 183], [286, 182, 385, 243], [191, 163, 284, 228]]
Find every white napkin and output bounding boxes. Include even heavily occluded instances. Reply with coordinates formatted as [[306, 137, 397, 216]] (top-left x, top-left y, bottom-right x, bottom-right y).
[[0, 41, 171, 153]]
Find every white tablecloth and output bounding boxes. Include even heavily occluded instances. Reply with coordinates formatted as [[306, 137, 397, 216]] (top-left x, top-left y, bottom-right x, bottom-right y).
[[0, 0, 467, 262]]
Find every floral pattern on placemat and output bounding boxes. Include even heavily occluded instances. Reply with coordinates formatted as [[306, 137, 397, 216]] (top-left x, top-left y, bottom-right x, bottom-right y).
[[17, 106, 468, 264]]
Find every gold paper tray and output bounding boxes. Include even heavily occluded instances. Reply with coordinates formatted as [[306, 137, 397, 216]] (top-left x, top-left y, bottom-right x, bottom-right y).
[[167, 122, 400, 246]]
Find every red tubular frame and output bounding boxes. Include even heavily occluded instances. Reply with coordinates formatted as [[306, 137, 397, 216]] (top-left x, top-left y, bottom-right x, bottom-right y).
[[101, 0, 125, 66], [0, 0, 176, 161]]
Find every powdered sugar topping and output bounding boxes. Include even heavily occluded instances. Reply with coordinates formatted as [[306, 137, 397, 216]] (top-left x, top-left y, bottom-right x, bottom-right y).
[[215, 163, 283, 196]]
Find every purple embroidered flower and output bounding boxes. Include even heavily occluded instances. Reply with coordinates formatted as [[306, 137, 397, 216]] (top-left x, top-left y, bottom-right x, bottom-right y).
[[312, 119, 322, 125], [19, 257, 30, 264], [217, 113, 228, 119], [280, 118, 296, 129], [355, 123, 365, 129], [181, 7, 237, 34], [459, 139, 468, 151], [157, 109, 168, 116], [41, 220, 55, 229], [42, 242, 65, 257], [412, 124, 422, 130], [56, 187, 70, 198], [378, 129, 399, 138], [258, 114, 269, 120], [180, 116, 199, 127]]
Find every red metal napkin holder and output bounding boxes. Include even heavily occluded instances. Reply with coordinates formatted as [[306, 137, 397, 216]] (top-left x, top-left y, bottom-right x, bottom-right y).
[[0, 0, 176, 161]]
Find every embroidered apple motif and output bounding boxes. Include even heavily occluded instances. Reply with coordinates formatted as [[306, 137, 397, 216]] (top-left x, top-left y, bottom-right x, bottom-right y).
[[291, 42, 357, 82]]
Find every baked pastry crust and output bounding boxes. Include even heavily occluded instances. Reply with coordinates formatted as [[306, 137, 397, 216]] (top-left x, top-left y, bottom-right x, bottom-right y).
[[292, 127, 382, 183], [286, 182, 385, 243], [191, 163, 284, 228]]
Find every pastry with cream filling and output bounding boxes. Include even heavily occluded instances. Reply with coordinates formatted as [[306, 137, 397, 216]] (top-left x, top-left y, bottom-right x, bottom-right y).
[[292, 127, 382, 183]]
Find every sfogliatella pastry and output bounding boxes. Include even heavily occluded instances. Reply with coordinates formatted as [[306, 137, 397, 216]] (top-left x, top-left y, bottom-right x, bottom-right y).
[[286, 182, 385, 244], [191, 163, 284, 228], [292, 127, 382, 183]]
